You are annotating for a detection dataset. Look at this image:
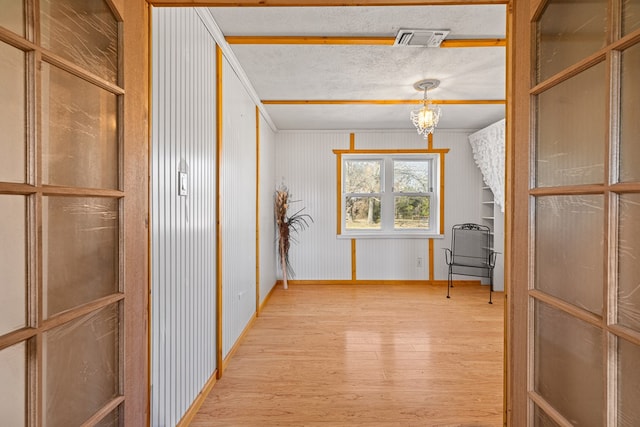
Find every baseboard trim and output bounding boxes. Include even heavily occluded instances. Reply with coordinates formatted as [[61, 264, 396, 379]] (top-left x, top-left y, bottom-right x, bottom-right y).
[[222, 312, 257, 372], [258, 281, 278, 315], [176, 368, 218, 427]]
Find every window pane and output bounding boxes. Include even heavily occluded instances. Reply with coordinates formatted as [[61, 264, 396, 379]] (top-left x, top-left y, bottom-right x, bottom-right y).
[[536, 63, 606, 187], [535, 196, 604, 315], [345, 196, 380, 230], [0, 342, 26, 427], [0, 41, 25, 183], [0, 195, 26, 335], [40, 0, 118, 83], [42, 63, 119, 189], [618, 194, 640, 332], [393, 160, 430, 192], [344, 160, 380, 193], [619, 43, 640, 183], [44, 304, 119, 427], [95, 408, 120, 427], [618, 338, 640, 426], [0, 0, 24, 36], [623, 0, 640, 36], [534, 405, 562, 427], [43, 197, 119, 317], [536, 0, 607, 83], [534, 300, 603, 426], [394, 196, 430, 229]]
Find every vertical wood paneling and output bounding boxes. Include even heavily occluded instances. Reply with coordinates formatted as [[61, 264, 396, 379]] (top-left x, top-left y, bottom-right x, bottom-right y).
[[259, 114, 277, 302], [275, 132, 352, 280], [151, 8, 217, 426], [221, 59, 257, 357]]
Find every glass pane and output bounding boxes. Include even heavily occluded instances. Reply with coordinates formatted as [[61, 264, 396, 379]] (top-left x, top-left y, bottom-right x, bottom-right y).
[[535, 196, 604, 315], [618, 194, 640, 331], [0, 0, 24, 36], [394, 196, 430, 229], [0, 41, 25, 183], [619, 43, 640, 183], [0, 196, 26, 335], [345, 196, 381, 230], [618, 338, 640, 426], [44, 304, 119, 427], [393, 160, 430, 192], [0, 342, 26, 427], [344, 160, 381, 193], [42, 62, 119, 189], [94, 408, 120, 427], [534, 405, 562, 427], [43, 197, 119, 317], [536, 0, 607, 82], [536, 63, 606, 187], [40, 0, 118, 83], [535, 300, 603, 426], [623, 0, 640, 36]]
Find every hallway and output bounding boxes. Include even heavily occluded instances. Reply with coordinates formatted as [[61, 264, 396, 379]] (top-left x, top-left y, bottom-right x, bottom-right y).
[[190, 284, 504, 426]]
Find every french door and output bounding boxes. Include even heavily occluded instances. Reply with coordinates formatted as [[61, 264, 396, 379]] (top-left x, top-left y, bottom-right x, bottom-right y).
[[512, 0, 640, 424], [0, 1, 137, 425]]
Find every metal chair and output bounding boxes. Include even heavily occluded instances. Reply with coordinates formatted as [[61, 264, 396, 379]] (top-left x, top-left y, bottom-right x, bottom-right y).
[[444, 223, 498, 304]]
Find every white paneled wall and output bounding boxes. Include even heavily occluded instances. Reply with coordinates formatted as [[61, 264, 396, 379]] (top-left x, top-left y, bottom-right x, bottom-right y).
[[259, 115, 277, 302], [275, 132, 352, 280], [275, 130, 484, 283], [151, 8, 217, 427], [221, 59, 257, 357]]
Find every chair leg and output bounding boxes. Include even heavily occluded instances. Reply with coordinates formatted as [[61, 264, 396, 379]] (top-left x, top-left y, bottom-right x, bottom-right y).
[[488, 271, 493, 304], [447, 266, 452, 299]]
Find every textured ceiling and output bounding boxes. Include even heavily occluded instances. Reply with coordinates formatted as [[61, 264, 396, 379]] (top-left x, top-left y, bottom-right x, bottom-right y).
[[207, 5, 507, 132]]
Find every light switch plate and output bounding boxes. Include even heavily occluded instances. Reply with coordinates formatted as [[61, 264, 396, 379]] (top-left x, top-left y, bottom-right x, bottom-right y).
[[178, 172, 188, 196]]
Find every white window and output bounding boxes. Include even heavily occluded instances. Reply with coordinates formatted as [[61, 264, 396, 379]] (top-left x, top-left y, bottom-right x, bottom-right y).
[[341, 154, 440, 237]]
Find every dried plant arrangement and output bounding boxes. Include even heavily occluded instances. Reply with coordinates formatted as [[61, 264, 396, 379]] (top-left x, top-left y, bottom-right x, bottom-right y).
[[275, 185, 313, 289]]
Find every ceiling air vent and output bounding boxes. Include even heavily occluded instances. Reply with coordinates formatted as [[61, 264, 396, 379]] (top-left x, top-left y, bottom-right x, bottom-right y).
[[393, 29, 450, 47]]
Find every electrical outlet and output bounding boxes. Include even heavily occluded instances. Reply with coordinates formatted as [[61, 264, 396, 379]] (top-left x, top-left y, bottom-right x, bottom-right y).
[[417, 257, 423, 268]]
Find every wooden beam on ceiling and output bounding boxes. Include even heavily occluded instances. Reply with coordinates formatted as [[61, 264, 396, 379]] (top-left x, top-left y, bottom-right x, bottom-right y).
[[261, 99, 506, 105], [225, 36, 506, 47], [150, 1, 508, 6]]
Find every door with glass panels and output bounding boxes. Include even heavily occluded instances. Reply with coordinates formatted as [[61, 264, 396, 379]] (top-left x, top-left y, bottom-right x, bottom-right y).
[[0, 1, 125, 425], [523, 0, 640, 424]]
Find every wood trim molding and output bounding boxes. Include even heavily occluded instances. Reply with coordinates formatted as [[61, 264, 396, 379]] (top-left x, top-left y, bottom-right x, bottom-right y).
[[351, 239, 357, 281], [222, 314, 257, 371], [428, 238, 435, 281], [175, 370, 219, 427], [255, 106, 261, 316], [225, 35, 506, 47], [333, 148, 450, 154], [276, 279, 487, 286], [259, 281, 279, 313], [149, 1, 510, 6], [263, 99, 506, 105], [215, 44, 224, 379]]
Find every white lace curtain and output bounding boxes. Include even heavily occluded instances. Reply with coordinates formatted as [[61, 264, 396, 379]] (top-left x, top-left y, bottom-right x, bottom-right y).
[[468, 119, 505, 212]]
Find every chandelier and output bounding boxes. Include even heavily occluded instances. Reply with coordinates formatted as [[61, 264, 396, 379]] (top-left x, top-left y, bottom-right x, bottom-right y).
[[410, 79, 441, 137]]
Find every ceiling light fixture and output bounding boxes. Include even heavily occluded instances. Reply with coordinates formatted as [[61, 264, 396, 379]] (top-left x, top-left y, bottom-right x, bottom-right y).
[[410, 79, 441, 138]]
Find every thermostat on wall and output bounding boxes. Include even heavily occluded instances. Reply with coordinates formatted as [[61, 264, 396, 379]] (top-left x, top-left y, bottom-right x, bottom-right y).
[[178, 171, 188, 196]]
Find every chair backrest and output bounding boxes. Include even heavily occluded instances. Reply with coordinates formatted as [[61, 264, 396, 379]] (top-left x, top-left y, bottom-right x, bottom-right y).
[[450, 223, 492, 267]]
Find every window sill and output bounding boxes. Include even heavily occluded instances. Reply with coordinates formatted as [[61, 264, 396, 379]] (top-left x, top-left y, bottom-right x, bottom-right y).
[[337, 232, 445, 240]]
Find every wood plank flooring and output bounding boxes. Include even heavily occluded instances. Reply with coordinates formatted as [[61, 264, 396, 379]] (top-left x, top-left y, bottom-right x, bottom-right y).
[[190, 284, 504, 426]]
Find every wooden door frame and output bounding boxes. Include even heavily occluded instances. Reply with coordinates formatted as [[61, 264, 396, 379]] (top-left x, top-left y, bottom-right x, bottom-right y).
[[134, 0, 525, 425]]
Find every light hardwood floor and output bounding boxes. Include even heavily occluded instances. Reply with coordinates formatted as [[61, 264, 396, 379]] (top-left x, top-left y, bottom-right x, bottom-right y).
[[190, 284, 504, 426]]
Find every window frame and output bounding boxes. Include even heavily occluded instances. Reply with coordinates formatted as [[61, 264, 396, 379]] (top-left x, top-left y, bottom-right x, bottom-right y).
[[340, 152, 441, 238]]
